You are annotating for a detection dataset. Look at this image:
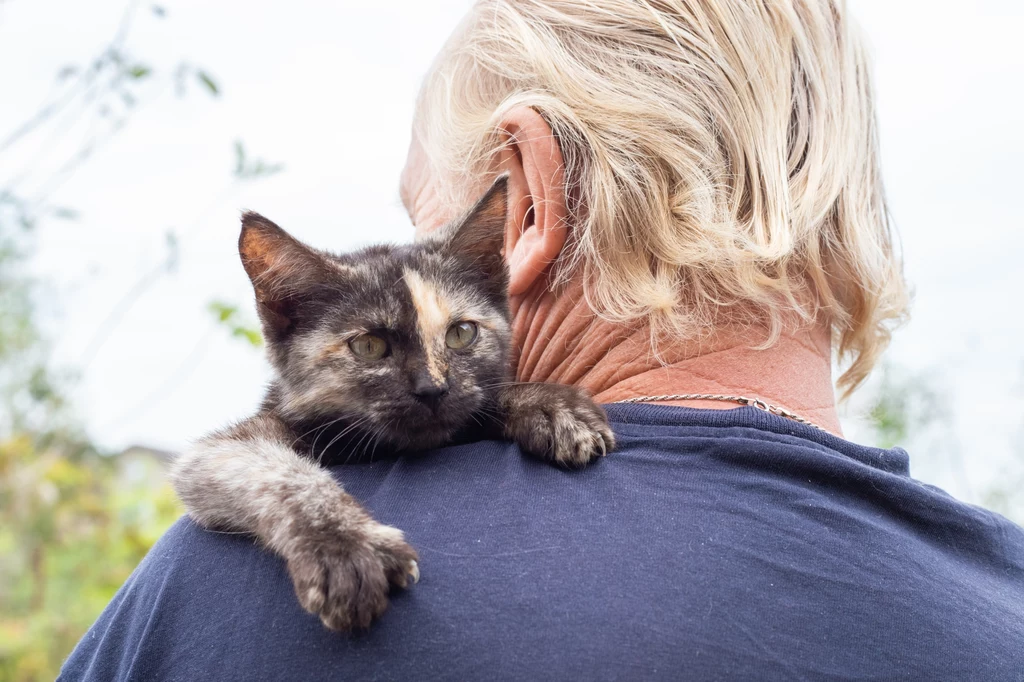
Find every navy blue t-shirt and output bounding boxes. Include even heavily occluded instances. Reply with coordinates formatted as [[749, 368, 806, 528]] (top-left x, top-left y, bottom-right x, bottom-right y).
[[61, 405, 1024, 680]]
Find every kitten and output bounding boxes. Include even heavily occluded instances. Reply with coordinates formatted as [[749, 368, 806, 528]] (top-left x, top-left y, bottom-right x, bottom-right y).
[[171, 176, 615, 632]]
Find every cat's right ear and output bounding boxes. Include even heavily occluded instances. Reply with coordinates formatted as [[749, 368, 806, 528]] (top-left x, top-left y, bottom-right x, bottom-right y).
[[238, 212, 335, 339]]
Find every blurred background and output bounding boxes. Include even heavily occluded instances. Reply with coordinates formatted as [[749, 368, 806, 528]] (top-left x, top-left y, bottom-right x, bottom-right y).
[[1, 0, 1021, 678]]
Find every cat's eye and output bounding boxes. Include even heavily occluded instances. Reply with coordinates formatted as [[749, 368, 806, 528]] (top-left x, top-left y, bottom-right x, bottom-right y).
[[445, 321, 478, 350], [348, 333, 389, 360]]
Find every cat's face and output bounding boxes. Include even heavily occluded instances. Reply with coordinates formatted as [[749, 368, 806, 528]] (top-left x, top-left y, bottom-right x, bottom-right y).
[[239, 177, 511, 451]]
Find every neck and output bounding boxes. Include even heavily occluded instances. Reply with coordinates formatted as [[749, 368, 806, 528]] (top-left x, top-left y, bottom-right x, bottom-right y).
[[510, 280, 842, 436]]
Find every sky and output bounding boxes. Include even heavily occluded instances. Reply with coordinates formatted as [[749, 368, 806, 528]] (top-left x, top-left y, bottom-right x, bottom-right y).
[[0, 0, 1021, 506]]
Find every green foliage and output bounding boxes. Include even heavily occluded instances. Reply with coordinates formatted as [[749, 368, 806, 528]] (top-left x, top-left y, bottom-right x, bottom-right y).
[[0, 437, 182, 682], [864, 364, 940, 450], [980, 420, 1024, 524], [863, 362, 1024, 524], [233, 139, 285, 180], [49, 207, 79, 221], [0, 5, 220, 678], [0, 240, 183, 681], [983, 481, 1024, 525], [127, 64, 151, 79], [208, 300, 262, 347], [172, 63, 222, 99], [196, 70, 220, 96]]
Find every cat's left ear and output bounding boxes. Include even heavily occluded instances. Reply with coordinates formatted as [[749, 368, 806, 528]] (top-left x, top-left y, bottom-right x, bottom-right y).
[[433, 174, 509, 284], [238, 212, 339, 340]]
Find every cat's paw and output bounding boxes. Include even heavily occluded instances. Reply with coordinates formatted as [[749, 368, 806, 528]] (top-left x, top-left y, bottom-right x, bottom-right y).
[[501, 383, 616, 468], [285, 521, 419, 632]]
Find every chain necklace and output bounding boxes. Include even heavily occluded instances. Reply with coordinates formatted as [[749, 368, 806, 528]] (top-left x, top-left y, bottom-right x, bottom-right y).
[[613, 393, 825, 431]]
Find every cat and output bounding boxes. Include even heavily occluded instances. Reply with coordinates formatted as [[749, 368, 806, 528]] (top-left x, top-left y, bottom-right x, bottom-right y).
[[170, 176, 615, 632]]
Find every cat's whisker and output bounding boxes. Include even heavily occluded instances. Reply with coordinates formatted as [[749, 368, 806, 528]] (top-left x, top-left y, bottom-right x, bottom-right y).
[[345, 423, 376, 465], [330, 416, 373, 447], [299, 415, 349, 451], [357, 426, 376, 460], [318, 416, 373, 463], [472, 404, 504, 420], [346, 421, 378, 464], [365, 420, 393, 462], [311, 416, 367, 465], [477, 381, 523, 390]]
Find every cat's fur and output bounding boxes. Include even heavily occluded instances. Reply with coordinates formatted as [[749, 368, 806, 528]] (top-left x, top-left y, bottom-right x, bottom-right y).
[[171, 177, 615, 632]]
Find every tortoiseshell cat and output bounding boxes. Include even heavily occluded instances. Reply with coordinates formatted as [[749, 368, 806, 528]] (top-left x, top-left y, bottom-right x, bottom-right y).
[[171, 177, 614, 632]]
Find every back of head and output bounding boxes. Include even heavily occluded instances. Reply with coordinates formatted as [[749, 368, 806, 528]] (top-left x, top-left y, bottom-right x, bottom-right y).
[[414, 0, 909, 395]]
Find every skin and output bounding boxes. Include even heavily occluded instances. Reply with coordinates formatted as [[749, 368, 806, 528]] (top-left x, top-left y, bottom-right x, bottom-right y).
[[401, 106, 842, 436]]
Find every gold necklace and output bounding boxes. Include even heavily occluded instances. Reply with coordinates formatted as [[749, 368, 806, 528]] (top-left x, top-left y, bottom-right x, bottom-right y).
[[613, 393, 825, 431]]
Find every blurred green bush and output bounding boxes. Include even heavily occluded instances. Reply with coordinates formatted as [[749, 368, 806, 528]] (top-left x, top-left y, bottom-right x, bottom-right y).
[[0, 436, 182, 681]]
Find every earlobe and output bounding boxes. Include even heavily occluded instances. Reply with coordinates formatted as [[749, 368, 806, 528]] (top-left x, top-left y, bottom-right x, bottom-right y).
[[497, 107, 569, 297], [507, 218, 561, 296]]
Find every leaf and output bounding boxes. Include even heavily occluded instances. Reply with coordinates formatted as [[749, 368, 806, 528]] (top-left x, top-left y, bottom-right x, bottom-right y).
[[248, 161, 285, 179], [196, 70, 220, 96], [232, 140, 285, 180], [233, 140, 246, 176], [235, 327, 263, 348], [128, 65, 151, 79], [208, 300, 262, 347], [207, 301, 237, 323], [51, 207, 80, 221], [163, 231, 180, 273]]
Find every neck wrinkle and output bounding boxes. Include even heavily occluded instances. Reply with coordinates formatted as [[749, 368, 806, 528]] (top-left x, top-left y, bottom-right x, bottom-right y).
[[510, 279, 843, 436]]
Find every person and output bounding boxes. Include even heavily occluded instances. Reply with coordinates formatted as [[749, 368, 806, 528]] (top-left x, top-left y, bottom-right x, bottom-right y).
[[61, 1, 1024, 680]]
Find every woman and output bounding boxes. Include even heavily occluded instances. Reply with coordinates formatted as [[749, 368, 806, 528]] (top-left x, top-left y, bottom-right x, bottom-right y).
[[62, 1, 1024, 680]]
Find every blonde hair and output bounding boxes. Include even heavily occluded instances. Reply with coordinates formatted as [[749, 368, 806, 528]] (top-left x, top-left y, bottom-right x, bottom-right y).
[[414, 0, 909, 396]]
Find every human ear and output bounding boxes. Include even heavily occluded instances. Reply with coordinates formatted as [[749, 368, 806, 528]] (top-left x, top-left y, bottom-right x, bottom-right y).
[[496, 106, 569, 297]]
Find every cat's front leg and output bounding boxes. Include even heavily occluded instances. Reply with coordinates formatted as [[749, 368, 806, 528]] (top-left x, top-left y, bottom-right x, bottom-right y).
[[171, 413, 419, 631], [495, 383, 616, 467]]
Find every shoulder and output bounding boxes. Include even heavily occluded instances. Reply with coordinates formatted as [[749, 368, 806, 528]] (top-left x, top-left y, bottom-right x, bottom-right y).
[[62, 420, 1024, 681], [61, 438, 658, 680], [59, 517, 298, 681]]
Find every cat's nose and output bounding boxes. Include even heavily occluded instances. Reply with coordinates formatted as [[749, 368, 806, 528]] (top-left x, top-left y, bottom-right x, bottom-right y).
[[411, 375, 449, 405]]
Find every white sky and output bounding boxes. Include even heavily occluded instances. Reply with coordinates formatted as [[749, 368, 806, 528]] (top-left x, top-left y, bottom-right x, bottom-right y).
[[0, 0, 1021, 505]]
